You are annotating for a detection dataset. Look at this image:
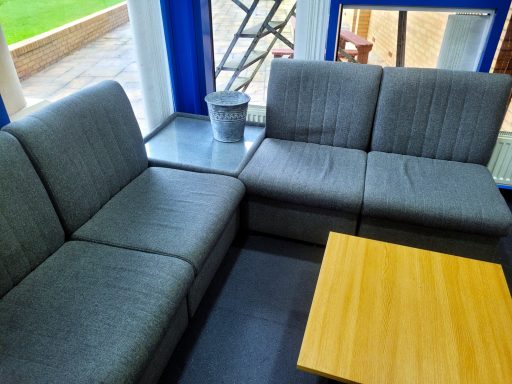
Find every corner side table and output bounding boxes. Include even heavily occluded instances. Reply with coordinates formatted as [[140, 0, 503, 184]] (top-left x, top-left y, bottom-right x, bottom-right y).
[[144, 112, 265, 177]]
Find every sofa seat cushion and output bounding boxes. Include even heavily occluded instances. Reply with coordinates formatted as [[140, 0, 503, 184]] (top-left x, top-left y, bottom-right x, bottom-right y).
[[0, 241, 194, 383], [363, 152, 512, 236], [239, 138, 367, 212], [73, 167, 245, 274]]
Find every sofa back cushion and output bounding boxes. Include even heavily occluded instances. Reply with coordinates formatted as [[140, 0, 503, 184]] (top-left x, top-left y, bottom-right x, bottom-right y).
[[371, 67, 512, 165], [5, 81, 148, 234], [266, 60, 382, 150], [0, 132, 64, 298]]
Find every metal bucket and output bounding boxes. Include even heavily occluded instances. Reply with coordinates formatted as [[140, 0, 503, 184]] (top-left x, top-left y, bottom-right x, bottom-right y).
[[205, 91, 250, 142]]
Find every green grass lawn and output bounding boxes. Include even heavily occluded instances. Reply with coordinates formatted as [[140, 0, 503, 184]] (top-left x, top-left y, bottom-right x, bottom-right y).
[[0, 0, 123, 44]]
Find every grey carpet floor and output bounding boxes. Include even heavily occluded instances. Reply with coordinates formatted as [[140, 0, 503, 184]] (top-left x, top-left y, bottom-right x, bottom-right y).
[[160, 234, 332, 384], [161, 189, 512, 384]]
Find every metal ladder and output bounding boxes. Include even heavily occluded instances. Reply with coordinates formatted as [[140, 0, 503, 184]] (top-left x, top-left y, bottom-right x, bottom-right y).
[[215, 0, 296, 92]]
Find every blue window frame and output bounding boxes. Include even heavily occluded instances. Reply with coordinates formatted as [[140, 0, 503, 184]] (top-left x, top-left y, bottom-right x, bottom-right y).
[[326, 0, 511, 72], [159, 0, 509, 116], [0, 94, 10, 128]]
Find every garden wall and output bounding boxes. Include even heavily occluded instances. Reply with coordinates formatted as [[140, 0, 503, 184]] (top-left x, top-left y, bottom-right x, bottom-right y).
[[492, 5, 512, 132], [9, 2, 128, 80], [365, 10, 449, 68]]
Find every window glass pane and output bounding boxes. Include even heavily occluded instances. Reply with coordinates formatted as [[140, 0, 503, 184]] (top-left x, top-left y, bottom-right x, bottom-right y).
[[337, 7, 492, 72], [211, 0, 296, 107], [0, 2, 147, 134], [335, 6, 510, 133]]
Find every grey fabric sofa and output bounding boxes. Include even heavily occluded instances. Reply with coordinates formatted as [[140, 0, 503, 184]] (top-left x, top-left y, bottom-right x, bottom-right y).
[[0, 81, 245, 382], [240, 60, 512, 259], [360, 67, 512, 260], [1, 61, 511, 382], [239, 60, 383, 244]]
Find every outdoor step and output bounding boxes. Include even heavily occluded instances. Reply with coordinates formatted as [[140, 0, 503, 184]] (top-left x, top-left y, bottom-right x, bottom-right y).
[[218, 77, 251, 92], [240, 20, 285, 37], [221, 50, 267, 71]]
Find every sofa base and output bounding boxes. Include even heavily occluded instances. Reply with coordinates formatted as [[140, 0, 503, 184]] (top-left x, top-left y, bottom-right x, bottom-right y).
[[138, 299, 189, 384], [244, 196, 358, 245], [188, 210, 239, 316], [358, 216, 501, 262]]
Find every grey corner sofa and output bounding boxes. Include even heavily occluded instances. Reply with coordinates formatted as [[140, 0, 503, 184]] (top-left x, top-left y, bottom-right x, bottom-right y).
[[240, 59, 512, 260], [0, 81, 245, 382], [1, 59, 511, 383]]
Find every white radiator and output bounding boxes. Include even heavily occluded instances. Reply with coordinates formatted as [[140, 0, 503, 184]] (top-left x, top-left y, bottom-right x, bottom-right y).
[[488, 131, 512, 187], [247, 105, 266, 125]]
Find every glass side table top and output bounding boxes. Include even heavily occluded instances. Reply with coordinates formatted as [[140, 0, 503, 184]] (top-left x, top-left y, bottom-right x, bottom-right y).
[[144, 112, 265, 177]]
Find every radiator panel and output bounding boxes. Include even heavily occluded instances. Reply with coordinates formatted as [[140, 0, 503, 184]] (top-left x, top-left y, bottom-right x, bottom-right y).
[[247, 105, 266, 125], [488, 131, 512, 187]]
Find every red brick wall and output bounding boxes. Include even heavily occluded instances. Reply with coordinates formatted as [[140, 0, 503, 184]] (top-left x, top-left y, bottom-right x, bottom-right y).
[[365, 10, 449, 68], [492, 6, 512, 132], [9, 2, 128, 80], [492, 7, 512, 75]]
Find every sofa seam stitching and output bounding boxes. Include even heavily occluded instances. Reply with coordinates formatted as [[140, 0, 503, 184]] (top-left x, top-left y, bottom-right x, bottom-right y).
[[71, 235, 199, 275]]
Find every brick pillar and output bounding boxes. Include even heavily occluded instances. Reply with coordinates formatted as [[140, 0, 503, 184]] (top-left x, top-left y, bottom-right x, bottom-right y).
[[356, 10, 371, 39], [493, 13, 512, 74], [492, 6, 512, 132], [351, 10, 359, 33]]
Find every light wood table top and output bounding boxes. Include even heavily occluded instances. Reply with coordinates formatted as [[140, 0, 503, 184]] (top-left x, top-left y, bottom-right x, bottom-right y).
[[297, 233, 512, 384]]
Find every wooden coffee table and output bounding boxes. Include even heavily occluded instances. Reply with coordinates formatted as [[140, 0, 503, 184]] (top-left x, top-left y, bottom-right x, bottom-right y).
[[297, 233, 512, 383]]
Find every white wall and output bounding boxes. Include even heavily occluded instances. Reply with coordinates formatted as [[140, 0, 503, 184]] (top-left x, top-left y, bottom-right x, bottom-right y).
[[127, 0, 174, 131], [294, 0, 330, 60]]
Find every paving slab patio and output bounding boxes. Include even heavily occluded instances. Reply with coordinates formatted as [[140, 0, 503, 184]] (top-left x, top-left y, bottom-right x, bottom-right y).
[[19, 1, 296, 136], [20, 23, 148, 135]]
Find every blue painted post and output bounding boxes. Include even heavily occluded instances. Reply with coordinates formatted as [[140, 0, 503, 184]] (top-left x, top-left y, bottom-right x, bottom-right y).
[[160, 0, 215, 115], [0, 94, 10, 128], [325, 0, 511, 72], [326, 1, 342, 61]]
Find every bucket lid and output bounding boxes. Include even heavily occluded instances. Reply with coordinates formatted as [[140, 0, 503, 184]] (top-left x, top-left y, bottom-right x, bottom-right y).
[[205, 91, 250, 106]]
